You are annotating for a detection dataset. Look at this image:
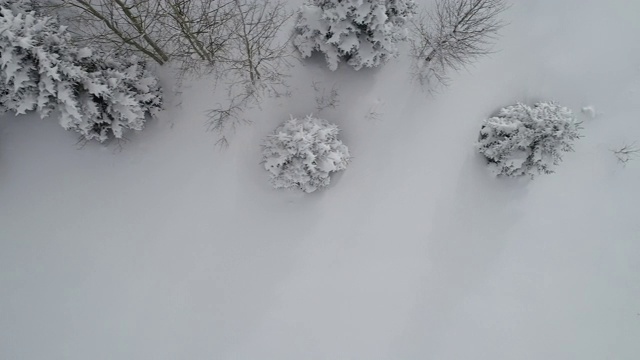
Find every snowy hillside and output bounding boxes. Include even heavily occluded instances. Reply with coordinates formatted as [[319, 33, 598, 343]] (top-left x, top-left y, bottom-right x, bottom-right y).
[[1, 0, 639, 359]]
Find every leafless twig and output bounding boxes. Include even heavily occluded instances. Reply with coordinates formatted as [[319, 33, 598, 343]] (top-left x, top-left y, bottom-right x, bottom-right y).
[[205, 84, 255, 148], [612, 142, 640, 166], [312, 81, 340, 113], [364, 99, 385, 122]]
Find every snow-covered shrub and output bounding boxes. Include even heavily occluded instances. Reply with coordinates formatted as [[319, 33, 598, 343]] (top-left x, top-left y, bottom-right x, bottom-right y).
[[262, 115, 350, 192], [0, 2, 162, 142], [477, 102, 582, 178], [293, 0, 417, 70]]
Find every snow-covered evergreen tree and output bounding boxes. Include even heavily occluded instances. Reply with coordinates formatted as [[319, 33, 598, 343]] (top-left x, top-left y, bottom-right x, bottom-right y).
[[262, 115, 350, 192], [293, 0, 417, 70], [0, 1, 162, 142], [70, 50, 162, 142], [0, 0, 35, 13], [477, 102, 582, 178]]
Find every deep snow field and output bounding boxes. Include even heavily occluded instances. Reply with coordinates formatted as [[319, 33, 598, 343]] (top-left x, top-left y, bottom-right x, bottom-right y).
[[1, 0, 639, 359]]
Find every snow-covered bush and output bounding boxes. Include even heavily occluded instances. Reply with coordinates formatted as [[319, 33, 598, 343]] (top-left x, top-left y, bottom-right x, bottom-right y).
[[0, 2, 162, 142], [477, 102, 582, 178], [293, 0, 417, 70], [262, 115, 350, 192]]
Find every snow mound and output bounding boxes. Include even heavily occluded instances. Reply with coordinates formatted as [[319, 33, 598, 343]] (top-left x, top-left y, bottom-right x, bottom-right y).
[[581, 105, 597, 118]]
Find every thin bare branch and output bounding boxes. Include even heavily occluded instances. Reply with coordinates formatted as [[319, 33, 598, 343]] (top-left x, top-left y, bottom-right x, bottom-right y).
[[612, 142, 640, 166]]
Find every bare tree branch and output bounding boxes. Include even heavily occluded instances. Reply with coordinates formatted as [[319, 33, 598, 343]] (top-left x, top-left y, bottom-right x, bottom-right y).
[[52, 0, 170, 64], [205, 0, 293, 145], [409, 0, 508, 88]]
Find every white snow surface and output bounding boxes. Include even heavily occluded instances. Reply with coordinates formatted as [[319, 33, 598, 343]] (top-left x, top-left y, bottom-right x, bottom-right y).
[[1, 0, 639, 359]]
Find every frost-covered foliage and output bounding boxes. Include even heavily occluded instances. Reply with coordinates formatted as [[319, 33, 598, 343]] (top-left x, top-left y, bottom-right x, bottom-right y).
[[263, 115, 351, 192], [0, 0, 35, 13], [70, 52, 162, 142], [477, 102, 582, 178], [293, 0, 417, 70], [0, 2, 162, 142]]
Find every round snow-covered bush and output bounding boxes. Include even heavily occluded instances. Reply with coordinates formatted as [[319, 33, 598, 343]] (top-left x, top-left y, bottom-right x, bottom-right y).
[[262, 115, 350, 192], [477, 102, 582, 178], [293, 0, 417, 71]]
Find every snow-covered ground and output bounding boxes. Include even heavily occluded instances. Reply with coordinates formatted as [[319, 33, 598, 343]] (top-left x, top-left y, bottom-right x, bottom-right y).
[[1, 0, 639, 359]]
